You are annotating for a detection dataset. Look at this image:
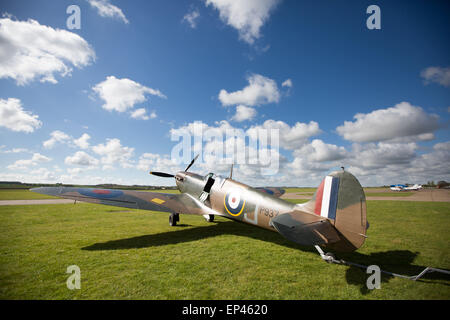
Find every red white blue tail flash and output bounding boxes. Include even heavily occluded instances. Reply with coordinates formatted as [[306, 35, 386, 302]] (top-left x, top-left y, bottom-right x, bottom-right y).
[[314, 176, 339, 220]]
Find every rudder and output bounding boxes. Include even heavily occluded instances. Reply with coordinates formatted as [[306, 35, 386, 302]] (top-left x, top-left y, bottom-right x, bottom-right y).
[[303, 170, 368, 252]]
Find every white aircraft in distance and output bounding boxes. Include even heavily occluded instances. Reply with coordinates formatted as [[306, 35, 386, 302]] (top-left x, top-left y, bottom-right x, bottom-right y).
[[390, 184, 422, 191], [390, 184, 406, 191], [404, 184, 423, 191]]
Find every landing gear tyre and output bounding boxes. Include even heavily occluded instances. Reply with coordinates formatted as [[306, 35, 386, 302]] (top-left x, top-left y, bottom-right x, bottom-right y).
[[169, 213, 179, 226], [207, 215, 214, 222]]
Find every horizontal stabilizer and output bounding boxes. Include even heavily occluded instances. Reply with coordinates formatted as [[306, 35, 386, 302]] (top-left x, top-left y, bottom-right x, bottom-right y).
[[271, 212, 340, 247], [255, 187, 285, 198]]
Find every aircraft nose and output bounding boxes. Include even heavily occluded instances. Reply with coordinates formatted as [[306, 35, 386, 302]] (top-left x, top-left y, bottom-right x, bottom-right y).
[[175, 172, 186, 182]]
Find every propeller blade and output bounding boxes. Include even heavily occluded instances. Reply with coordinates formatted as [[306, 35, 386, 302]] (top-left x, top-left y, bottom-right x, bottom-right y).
[[184, 154, 199, 172], [149, 171, 175, 178]]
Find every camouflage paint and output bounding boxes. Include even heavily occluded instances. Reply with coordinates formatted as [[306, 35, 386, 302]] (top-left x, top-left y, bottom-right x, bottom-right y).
[[32, 169, 367, 252]]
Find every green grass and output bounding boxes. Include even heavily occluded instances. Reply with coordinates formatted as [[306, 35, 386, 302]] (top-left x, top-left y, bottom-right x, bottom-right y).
[[284, 188, 315, 193], [0, 200, 449, 299], [0, 189, 58, 200], [366, 192, 414, 197]]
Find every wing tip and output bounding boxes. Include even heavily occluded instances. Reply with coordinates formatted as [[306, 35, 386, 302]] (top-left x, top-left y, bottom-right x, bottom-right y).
[[30, 186, 60, 196]]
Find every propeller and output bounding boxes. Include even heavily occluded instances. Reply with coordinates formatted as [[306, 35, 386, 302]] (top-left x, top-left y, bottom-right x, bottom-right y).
[[184, 154, 199, 172], [149, 154, 199, 178], [149, 171, 174, 178]]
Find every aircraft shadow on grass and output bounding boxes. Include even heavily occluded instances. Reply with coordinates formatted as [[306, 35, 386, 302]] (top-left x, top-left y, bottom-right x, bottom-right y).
[[82, 220, 450, 293]]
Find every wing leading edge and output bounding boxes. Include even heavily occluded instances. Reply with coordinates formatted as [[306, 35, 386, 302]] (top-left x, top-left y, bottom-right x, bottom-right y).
[[31, 187, 207, 215]]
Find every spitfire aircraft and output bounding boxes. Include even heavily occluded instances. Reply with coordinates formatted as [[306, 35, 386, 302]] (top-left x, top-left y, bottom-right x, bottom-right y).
[[32, 156, 368, 257]]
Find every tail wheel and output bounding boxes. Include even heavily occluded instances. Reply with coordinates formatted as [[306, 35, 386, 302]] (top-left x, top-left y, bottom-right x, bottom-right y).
[[325, 252, 336, 262]]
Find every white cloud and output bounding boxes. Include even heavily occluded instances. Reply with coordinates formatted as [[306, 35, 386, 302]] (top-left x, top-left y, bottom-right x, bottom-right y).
[[421, 66, 450, 88], [73, 133, 91, 149], [43, 131, 93, 149], [349, 142, 418, 170], [1, 167, 57, 183], [170, 120, 449, 186], [92, 76, 166, 113], [296, 139, 347, 162], [43, 130, 71, 149], [433, 141, 450, 152], [343, 141, 450, 186], [92, 138, 134, 169], [137, 153, 182, 173], [231, 105, 257, 122], [31, 153, 51, 162], [281, 79, 292, 88], [219, 74, 280, 107], [336, 102, 440, 143], [170, 120, 235, 140], [7, 153, 51, 170], [247, 119, 321, 149], [0, 146, 31, 154], [205, 0, 281, 44], [0, 98, 42, 133], [65, 151, 99, 166], [171, 119, 321, 163], [182, 9, 200, 28], [0, 16, 95, 85], [130, 108, 156, 120], [169, 119, 323, 181], [409, 141, 450, 178], [0, 166, 60, 183], [87, 0, 129, 24], [67, 167, 84, 175], [29, 167, 57, 181]]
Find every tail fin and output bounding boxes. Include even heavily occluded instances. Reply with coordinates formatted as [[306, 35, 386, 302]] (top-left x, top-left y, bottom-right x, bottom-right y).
[[302, 170, 368, 252]]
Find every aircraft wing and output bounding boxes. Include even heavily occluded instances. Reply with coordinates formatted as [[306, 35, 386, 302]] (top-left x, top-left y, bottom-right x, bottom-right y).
[[31, 187, 208, 215], [255, 187, 285, 198]]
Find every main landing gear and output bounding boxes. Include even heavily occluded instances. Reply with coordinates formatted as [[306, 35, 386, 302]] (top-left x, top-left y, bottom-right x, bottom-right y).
[[169, 213, 179, 226], [203, 214, 215, 222]]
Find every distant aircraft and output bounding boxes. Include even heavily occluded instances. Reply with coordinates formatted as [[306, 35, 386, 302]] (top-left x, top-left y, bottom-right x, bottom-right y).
[[32, 156, 369, 258], [390, 184, 422, 191], [404, 184, 422, 191], [390, 184, 407, 191]]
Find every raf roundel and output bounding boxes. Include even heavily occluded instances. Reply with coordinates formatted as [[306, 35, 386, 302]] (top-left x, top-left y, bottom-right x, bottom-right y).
[[224, 188, 246, 216]]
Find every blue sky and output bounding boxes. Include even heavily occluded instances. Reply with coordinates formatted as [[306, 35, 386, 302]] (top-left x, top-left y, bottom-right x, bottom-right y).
[[0, 0, 449, 187]]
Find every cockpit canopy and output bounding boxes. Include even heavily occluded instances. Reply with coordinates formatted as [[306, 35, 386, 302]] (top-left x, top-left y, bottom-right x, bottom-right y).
[[204, 172, 214, 180]]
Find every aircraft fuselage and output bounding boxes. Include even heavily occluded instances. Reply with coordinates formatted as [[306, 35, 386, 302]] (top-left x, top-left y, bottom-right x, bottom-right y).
[[176, 172, 295, 231]]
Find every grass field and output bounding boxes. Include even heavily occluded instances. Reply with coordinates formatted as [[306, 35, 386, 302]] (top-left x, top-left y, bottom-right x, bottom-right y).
[[0, 199, 449, 300], [0, 189, 58, 200], [365, 192, 414, 197], [284, 188, 315, 193]]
